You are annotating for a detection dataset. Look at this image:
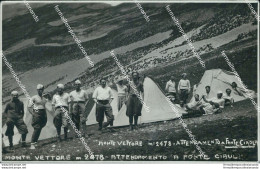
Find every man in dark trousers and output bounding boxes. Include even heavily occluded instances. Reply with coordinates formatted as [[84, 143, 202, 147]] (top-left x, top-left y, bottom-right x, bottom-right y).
[[92, 78, 114, 131], [178, 73, 191, 107], [69, 80, 89, 137], [52, 84, 70, 142], [4, 91, 28, 150], [28, 84, 48, 149]]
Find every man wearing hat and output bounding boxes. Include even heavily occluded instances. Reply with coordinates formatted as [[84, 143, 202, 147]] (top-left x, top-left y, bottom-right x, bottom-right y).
[[178, 73, 191, 107], [4, 91, 28, 149], [52, 84, 70, 141], [116, 77, 128, 111], [28, 84, 48, 149], [69, 80, 89, 137]]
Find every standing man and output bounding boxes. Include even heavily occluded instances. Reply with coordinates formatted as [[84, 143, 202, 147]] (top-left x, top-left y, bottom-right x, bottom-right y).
[[178, 73, 191, 107], [92, 78, 114, 131], [116, 77, 128, 111], [28, 84, 48, 150], [4, 91, 28, 150], [165, 75, 177, 103], [52, 84, 70, 142], [126, 72, 144, 130], [69, 80, 88, 137]]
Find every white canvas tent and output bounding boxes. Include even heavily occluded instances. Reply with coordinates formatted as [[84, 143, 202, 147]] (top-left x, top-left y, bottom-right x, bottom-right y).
[[2, 98, 57, 146], [113, 77, 187, 127], [86, 89, 119, 125], [192, 69, 256, 102]]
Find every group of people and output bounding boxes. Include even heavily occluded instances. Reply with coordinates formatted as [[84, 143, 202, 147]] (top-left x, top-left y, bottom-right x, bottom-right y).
[[3, 71, 247, 153], [165, 73, 237, 116], [92, 71, 143, 131], [165, 73, 191, 107], [3, 72, 144, 152], [3, 80, 89, 152]]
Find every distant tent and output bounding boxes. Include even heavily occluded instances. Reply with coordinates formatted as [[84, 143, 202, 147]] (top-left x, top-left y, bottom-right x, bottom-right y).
[[2, 98, 57, 146], [192, 69, 256, 102], [86, 89, 119, 125], [113, 77, 187, 127]]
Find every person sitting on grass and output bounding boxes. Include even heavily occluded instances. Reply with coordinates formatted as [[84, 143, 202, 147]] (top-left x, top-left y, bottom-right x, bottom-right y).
[[204, 86, 211, 99], [223, 88, 234, 107], [231, 82, 256, 98], [202, 91, 225, 110], [184, 94, 202, 111], [192, 84, 198, 96], [200, 102, 220, 115]]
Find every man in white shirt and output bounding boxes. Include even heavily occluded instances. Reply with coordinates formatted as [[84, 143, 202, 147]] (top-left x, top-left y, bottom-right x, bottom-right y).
[[92, 78, 114, 131], [178, 73, 191, 107], [185, 94, 202, 111], [205, 86, 211, 99], [223, 88, 234, 107], [69, 80, 88, 137], [200, 102, 220, 115], [28, 84, 48, 149], [52, 84, 70, 141], [165, 76, 177, 103], [192, 84, 198, 96], [201, 91, 225, 114], [199, 85, 211, 104]]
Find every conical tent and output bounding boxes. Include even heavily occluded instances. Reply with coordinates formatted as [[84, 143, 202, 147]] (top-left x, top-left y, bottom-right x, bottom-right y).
[[192, 69, 256, 102], [86, 89, 119, 125], [2, 98, 57, 146], [113, 77, 187, 127]]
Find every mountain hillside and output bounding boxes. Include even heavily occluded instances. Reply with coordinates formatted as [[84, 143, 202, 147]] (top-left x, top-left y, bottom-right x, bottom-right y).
[[2, 3, 258, 104]]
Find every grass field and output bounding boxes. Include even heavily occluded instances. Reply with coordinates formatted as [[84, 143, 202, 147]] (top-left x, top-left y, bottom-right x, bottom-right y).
[[2, 99, 257, 161]]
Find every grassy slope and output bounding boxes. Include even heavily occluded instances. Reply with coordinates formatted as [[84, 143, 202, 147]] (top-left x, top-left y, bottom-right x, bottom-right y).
[[3, 3, 254, 73]]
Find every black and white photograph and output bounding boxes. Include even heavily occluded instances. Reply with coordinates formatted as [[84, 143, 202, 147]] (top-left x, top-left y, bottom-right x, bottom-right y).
[[1, 0, 259, 163]]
